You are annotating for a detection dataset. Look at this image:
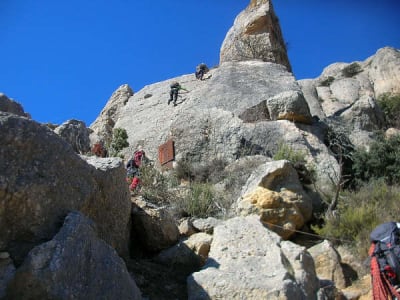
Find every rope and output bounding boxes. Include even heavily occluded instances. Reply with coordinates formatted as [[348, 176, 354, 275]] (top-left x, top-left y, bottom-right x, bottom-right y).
[[263, 221, 354, 244], [369, 243, 400, 300]]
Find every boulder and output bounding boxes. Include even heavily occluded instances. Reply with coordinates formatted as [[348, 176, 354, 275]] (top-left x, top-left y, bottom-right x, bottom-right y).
[[54, 119, 91, 154], [131, 198, 180, 253], [6, 211, 141, 300], [0, 113, 131, 262], [308, 240, 347, 289], [187, 215, 319, 299], [236, 160, 313, 239]]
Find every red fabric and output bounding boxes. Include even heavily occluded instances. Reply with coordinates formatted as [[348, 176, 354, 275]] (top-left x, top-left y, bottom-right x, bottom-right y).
[[129, 177, 140, 191], [369, 243, 400, 300]]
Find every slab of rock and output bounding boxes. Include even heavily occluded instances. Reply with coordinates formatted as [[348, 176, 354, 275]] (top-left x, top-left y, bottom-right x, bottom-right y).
[[187, 215, 318, 299], [6, 211, 141, 300]]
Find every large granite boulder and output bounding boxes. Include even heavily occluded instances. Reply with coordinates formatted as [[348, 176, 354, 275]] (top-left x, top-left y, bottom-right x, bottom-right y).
[[6, 211, 141, 300], [187, 215, 319, 299], [0, 113, 131, 263]]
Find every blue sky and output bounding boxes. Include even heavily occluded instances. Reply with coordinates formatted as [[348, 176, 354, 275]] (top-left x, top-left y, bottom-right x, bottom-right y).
[[1, 0, 399, 126]]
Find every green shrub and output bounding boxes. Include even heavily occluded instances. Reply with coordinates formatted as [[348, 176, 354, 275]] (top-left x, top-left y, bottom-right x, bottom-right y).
[[352, 134, 400, 185], [342, 62, 362, 77], [377, 93, 400, 129], [178, 183, 218, 218], [108, 128, 129, 157], [312, 180, 400, 259], [174, 159, 228, 184], [273, 142, 306, 164], [139, 164, 178, 204], [319, 76, 335, 87]]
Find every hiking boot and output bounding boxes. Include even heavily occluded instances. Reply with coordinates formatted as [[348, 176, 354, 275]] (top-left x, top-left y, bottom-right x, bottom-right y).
[[173, 102, 177, 106], [168, 99, 171, 105]]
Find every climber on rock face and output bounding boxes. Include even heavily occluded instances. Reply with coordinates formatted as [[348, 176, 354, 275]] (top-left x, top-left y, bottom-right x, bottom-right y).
[[195, 63, 209, 80], [168, 82, 188, 106]]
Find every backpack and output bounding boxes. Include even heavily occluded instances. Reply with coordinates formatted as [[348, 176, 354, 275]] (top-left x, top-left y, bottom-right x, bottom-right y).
[[170, 82, 179, 89], [369, 222, 400, 299]]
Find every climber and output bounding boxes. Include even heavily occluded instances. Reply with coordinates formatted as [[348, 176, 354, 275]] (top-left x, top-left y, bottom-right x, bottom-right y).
[[195, 63, 209, 80], [168, 81, 188, 106], [126, 148, 146, 192]]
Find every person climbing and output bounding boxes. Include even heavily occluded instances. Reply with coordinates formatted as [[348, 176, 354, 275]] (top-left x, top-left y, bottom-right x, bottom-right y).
[[195, 63, 209, 80], [126, 148, 146, 192], [168, 81, 188, 106]]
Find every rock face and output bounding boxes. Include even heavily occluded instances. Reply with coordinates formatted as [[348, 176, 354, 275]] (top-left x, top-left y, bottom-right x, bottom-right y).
[[187, 215, 319, 299], [0, 93, 29, 118], [299, 47, 400, 148], [54, 119, 91, 154], [0, 113, 131, 263], [220, 0, 291, 71], [110, 61, 337, 192], [7, 211, 141, 300], [90, 84, 134, 145]]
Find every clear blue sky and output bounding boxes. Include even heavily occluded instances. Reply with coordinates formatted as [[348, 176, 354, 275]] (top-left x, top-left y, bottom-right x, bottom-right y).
[[1, 0, 399, 125]]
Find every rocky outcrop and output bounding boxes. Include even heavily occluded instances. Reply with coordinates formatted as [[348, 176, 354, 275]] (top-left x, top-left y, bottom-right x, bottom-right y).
[[54, 119, 91, 154], [6, 211, 141, 300], [110, 60, 338, 194], [220, 0, 291, 71], [90, 84, 134, 145], [187, 215, 319, 299], [299, 47, 400, 149], [236, 160, 313, 239], [0, 113, 131, 263], [0, 93, 29, 118]]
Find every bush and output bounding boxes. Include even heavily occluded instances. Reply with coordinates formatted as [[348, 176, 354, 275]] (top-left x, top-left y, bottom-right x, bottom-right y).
[[108, 128, 129, 157], [139, 164, 178, 204], [377, 93, 400, 129], [319, 76, 335, 87], [174, 159, 228, 184], [342, 62, 362, 77], [177, 183, 219, 218], [312, 180, 400, 259], [273, 142, 306, 164], [352, 134, 400, 186]]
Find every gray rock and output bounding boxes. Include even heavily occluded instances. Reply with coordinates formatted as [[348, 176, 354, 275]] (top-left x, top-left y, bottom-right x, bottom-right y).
[[0, 93, 29, 118], [54, 119, 91, 154], [6, 211, 141, 300], [0, 113, 131, 262], [0, 257, 15, 299], [90, 84, 134, 145], [220, 0, 291, 71], [187, 215, 319, 299], [131, 198, 180, 253]]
